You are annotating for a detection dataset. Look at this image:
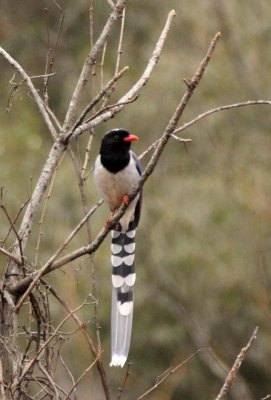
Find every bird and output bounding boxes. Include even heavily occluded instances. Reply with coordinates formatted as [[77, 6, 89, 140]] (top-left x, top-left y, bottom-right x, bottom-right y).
[[94, 128, 142, 367]]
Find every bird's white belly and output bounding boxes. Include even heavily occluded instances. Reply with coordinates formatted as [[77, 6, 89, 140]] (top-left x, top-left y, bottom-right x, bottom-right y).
[[94, 157, 140, 211]]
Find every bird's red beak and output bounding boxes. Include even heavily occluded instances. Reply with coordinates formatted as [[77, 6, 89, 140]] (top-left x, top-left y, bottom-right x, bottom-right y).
[[123, 134, 139, 142]]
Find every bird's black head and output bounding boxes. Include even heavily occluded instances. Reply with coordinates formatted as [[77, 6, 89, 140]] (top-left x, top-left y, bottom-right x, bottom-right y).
[[99, 129, 139, 173]]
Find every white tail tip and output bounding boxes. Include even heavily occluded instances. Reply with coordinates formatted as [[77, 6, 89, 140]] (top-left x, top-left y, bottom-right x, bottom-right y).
[[110, 355, 127, 368]]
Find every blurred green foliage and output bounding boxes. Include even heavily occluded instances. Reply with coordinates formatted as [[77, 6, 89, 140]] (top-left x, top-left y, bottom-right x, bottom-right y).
[[1, 0, 271, 398]]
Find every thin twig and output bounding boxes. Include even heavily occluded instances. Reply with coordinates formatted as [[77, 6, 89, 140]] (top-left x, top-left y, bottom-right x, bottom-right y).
[[117, 363, 131, 400], [136, 350, 202, 400], [43, 12, 65, 103], [63, 354, 100, 400], [68, 9, 177, 140], [43, 282, 110, 400], [2, 197, 30, 246], [80, 131, 95, 180], [1, 205, 25, 268], [214, 327, 258, 400], [38, 362, 59, 400], [83, 95, 138, 124], [18, 301, 89, 383], [0, 47, 57, 139], [0, 247, 22, 267], [13, 199, 103, 306], [62, 0, 127, 132], [69, 65, 129, 137], [115, 6, 126, 74], [173, 100, 271, 136], [34, 154, 64, 266], [59, 354, 77, 400], [101, 5, 126, 106]]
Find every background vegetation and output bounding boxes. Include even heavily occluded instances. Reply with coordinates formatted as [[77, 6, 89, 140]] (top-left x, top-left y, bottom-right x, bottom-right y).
[[0, 0, 271, 398]]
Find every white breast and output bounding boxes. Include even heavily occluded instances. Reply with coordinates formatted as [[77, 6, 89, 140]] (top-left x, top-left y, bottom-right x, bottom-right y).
[[94, 154, 140, 211]]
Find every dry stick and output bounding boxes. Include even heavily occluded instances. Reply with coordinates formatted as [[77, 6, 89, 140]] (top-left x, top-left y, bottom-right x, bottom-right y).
[[214, 327, 258, 400], [62, 0, 127, 132], [18, 301, 88, 384], [63, 354, 100, 400], [136, 349, 202, 400], [2, 197, 30, 246], [106, 0, 115, 9], [116, 363, 131, 400], [68, 66, 129, 138], [13, 199, 103, 305], [100, 42, 107, 89], [34, 154, 65, 266], [173, 100, 271, 136], [101, 5, 126, 107], [80, 131, 94, 180], [0, 47, 57, 140], [69, 9, 177, 140], [59, 355, 77, 400], [44, 282, 111, 400], [69, 145, 102, 354], [83, 95, 138, 124], [115, 6, 126, 74], [1, 205, 25, 268], [0, 247, 22, 267], [37, 361, 59, 400], [43, 12, 65, 103]]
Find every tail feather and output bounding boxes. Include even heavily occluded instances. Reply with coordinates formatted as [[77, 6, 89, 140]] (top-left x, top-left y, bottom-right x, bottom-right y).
[[110, 228, 136, 367]]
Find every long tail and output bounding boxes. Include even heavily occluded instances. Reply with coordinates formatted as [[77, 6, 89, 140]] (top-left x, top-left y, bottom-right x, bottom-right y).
[[110, 227, 136, 367]]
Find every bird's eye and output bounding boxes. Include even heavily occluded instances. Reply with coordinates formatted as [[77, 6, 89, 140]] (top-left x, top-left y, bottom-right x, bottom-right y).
[[114, 135, 120, 141]]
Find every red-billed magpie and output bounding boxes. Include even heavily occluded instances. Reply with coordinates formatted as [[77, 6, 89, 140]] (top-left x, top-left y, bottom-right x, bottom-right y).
[[94, 129, 142, 367]]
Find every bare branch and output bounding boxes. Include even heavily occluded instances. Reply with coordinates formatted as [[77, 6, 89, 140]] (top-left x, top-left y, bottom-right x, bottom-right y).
[[136, 350, 202, 400], [43, 283, 110, 400], [173, 100, 271, 136], [0, 47, 58, 139], [214, 327, 258, 400], [62, 0, 128, 132], [70, 65, 129, 136], [12, 199, 103, 305], [0, 247, 22, 267], [115, 6, 126, 74], [63, 354, 100, 400], [117, 363, 131, 400], [68, 9, 177, 139], [18, 301, 89, 384], [106, 0, 115, 9]]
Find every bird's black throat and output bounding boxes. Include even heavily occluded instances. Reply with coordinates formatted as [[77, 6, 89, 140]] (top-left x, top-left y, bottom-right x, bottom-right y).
[[100, 148, 130, 173]]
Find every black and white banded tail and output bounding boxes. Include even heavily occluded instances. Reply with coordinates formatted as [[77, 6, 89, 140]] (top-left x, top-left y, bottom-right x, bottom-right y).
[[110, 227, 136, 367]]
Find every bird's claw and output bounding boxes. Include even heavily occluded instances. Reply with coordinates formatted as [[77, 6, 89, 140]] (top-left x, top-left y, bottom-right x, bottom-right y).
[[122, 194, 129, 205], [104, 209, 116, 229]]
